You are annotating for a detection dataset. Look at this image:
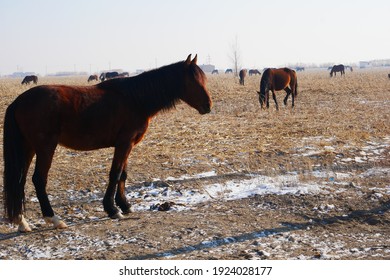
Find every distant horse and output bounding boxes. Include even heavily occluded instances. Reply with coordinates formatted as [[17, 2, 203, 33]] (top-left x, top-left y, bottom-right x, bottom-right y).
[[295, 67, 305, 72], [211, 69, 219, 74], [118, 72, 129, 77], [99, 71, 119, 81], [249, 69, 261, 76], [345, 66, 353, 72], [21, 75, 38, 85], [239, 69, 247, 85], [330, 64, 345, 77], [87, 75, 98, 82], [257, 68, 298, 110], [3, 54, 212, 232], [225, 69, 233, 74]]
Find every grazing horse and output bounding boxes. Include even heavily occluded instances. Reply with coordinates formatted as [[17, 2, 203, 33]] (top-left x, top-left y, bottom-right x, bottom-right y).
[[211, 69, 219, 74], [257, 68, 298, 110], [249, 69, 261, 76], [87, 74, 98, 82], [225, 69, 233, 74], [330, 64, 345, 77], [99, 71, 119, 81], [21, 75, 38, 85], [239, 69, 247, 85], [295, 67, 305, 72], [118, 72, 129, 77], [3, 54, 212, 232]]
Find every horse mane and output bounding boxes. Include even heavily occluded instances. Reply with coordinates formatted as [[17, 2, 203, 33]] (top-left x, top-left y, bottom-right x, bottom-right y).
[[260, 68, 271, 94], [98, 60, 205, 115]]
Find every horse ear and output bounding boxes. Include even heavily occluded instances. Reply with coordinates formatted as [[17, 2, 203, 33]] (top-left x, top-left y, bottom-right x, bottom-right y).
[[192, 54, 198, 65], [185, 54, 192, 65]]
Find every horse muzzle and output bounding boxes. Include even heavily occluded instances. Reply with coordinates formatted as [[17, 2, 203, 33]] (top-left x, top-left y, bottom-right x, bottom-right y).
[[199, 106, 211, 115]]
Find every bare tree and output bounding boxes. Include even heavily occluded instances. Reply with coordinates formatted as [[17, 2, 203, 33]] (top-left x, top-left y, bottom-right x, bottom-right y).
[[229, 36, 242, 77]]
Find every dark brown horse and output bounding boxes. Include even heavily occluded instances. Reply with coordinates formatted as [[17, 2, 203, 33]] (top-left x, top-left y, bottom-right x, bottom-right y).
[[330, 64, 345, 77], [87, 74, 98, 82], [21, 75, 38, 85], [3, 54, 212, 232], [248, 69, 261, 76], [239, 69, 247, 85], [99, 71, 119, 81], [257, 68, 298, 110]]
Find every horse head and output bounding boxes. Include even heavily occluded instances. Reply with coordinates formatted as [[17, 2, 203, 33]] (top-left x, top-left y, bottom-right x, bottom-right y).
[[181, 54, 212, 115]]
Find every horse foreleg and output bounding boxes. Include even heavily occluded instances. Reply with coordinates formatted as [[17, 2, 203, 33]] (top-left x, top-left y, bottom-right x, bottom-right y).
[[33, 147, 67, 230], [271, 90, 278, 110], [265, 91, 270, 108]]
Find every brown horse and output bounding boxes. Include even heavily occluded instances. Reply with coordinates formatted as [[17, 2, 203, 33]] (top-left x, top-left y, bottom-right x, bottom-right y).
[[239, 69, 247, 85], [257, 68, 298, 110], [330, 64, 345, 77], [87, 74, 98, 82], [3, 54, 212, 232], [21, 75, 38, 85]]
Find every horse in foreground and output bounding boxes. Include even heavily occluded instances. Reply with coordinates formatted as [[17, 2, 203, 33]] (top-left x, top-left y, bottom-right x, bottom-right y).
[[3, 54, 212, 232], [21, 75, 38, 85], [257, 68, 298, 110], [330, 64, 345, 77]]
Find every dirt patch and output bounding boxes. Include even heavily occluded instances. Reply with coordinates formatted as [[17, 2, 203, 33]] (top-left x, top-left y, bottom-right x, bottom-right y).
[[0, 70, 389, 259]]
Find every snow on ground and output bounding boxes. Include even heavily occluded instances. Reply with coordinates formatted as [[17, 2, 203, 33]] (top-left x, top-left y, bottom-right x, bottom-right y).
[[128, 172, 324, 212]]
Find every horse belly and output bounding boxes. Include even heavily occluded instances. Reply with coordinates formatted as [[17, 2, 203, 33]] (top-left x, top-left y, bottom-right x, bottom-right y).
[[58, 121, 116, 150]]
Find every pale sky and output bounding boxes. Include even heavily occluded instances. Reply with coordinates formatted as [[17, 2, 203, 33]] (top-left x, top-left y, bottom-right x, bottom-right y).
[[1, 0, 389, 75]]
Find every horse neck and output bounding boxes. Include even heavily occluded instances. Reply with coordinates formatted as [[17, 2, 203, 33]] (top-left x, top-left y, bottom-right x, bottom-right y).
[[124, 64, 184, 116]]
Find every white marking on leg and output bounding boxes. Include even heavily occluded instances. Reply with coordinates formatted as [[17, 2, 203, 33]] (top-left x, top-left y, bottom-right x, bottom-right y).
[[44, 215, 67, 229], [18, 215, 32, 232], [111, 212, 125, 219]]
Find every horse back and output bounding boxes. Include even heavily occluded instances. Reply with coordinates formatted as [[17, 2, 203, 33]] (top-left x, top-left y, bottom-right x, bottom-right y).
[[12, 85, 138, 150]]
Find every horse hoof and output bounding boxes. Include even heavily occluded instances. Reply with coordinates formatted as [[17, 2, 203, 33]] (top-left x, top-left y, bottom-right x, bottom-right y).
[[122, 207, 134, 215], [18, 223, 32, 232], [110, 212, 125, 219], [18, 215, 32, 232], [44, 216, 67, 229], [55, 220, 68, 229]]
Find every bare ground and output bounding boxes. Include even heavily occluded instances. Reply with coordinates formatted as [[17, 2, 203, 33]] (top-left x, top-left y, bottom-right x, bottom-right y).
[[0, 69, 389, 259]]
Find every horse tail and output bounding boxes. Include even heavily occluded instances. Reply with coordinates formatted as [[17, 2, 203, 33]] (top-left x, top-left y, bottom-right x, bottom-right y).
[[3, 102, 27, 224]]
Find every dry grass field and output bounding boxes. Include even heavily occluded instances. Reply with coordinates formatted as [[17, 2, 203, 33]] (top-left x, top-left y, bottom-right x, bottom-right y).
[[0, 69, 389, 259]]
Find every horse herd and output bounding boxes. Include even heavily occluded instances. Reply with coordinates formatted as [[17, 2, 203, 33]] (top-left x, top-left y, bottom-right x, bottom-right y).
[[4, 57, 388, 232]]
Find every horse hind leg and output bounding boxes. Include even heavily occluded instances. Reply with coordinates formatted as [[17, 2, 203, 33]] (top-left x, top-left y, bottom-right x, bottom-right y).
[[115, 170, 133, 215], [283, 88, 292, 106], [104, 143, 133, 219], [17, 147, 35, 232], [18, 215, 32, 232], [33, 147, 67, 229]]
